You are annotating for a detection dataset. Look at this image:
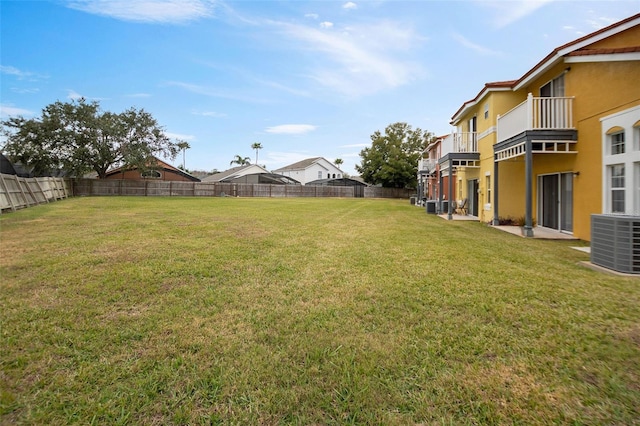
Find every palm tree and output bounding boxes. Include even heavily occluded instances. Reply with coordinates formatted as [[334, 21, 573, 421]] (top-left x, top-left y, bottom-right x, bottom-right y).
[[230, 155, 251, 167], [176, 140, 191, 169], [334, 158, 344, 168], [251, 142, 263, 164]]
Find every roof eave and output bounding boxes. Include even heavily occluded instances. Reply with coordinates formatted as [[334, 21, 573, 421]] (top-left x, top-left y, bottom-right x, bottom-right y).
[[450, 86, 512, 125], [513, 54, 564, 91], [514, 14, 640, 91]]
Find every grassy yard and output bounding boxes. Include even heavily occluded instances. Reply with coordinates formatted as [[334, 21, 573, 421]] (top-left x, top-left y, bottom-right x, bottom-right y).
[[1, 196, 638, 425]]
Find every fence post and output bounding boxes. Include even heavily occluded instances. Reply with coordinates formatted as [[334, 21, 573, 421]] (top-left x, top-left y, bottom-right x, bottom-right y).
[[17, 177, 30, 207], [61, 178, 69, 199], [0, 173, 16, 212], [34, 178, 49, 203], [23, 177, 38, 206]]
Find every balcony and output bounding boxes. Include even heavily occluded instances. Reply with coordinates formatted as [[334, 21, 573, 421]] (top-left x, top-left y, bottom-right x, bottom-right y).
[[453, 132, 477, 153], [497, 93, 575, 143], [418, 158, 437, 173]]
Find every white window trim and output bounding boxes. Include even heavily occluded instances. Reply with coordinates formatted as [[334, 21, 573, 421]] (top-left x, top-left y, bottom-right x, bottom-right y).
[[600, 105, 640, 215], [608, 164, 626, 214]]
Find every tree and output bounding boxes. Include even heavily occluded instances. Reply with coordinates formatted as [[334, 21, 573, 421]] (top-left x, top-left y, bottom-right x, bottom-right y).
[[1, 98, 178, 178], [230, 155, 251, 166], [356, 122, 432, 188], [251, 142, 263, 164], [176, 140, 191, 169], [334, 158, 343, 168]]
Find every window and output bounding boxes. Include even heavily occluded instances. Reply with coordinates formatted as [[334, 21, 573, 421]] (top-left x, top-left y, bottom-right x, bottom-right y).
[[141, 170, 162, 179], [318, 171, 322, 179], [601, 106, 640, 216], [610, 132, 625, 155], [484, 103, 489, 120], [610, 164, 625, 213], [541, 74, 565, 97], [486, 175, 491, 204]]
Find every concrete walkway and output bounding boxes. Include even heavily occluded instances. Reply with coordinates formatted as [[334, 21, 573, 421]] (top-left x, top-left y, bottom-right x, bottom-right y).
[[436, 213, 579, 240], [437, 213, 479, 221], [490, 225, 579, 240]]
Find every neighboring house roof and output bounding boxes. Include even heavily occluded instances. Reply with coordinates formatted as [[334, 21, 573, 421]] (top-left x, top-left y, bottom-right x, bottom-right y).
[[223, 173, 301, 185], [273, 157, 324, 172], [0, 153, 18, 175], [0, 154, 65, 177], [424, 134, 448, 154], [306, 177, 367, 187], [201, 164, 269, 182], [105, 157, 200, 181], [273, 157, 344, 174]]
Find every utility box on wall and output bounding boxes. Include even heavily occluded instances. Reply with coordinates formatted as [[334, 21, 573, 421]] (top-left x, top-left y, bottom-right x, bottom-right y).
[[591, 214, 640, 275]]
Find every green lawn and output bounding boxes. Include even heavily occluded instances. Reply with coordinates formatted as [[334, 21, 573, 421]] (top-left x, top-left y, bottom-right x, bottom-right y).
[[1, 196, 638, 425]]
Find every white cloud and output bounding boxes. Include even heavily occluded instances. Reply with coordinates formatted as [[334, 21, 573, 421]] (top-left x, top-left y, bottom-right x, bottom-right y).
[[265, 124, 317, 134], [193, 110, 228, 118], [1, 65, 30, 78], [343, 2, 358, 10], [125, 93, 151, 98], [452, 33, 501, 56], [1, 65, 46, 81], [341, 143, 369, 148], [166, 132, 195, 141], [67, 89, 83, 100], [65, 0, 216, 24], [320, 21, 333, 29], [0, 104, 35, 118], [586, 16, 618, 30], [273, 20, 426, 97], [305, 13, 319, 20], [166, 81, 269, 103], [11, 87, 40, 94], [480, 0, 554, 28], [259, 80, 311, 97]]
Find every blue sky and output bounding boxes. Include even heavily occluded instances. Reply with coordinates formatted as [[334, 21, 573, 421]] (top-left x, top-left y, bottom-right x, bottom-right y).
[[1, 0, 639, 175]]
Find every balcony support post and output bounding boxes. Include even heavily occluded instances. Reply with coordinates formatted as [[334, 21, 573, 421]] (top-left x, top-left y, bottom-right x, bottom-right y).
[[524, 138, 534, 237], [448, 158, 453, 220], [492, 155, 500, 226], [438, 168, 443, 214]]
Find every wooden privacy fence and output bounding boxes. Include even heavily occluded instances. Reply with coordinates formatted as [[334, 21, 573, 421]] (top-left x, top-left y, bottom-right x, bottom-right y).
[[0, 173, 70, 213], [71, 179, 413, 199], [0, 177, 412, 212]]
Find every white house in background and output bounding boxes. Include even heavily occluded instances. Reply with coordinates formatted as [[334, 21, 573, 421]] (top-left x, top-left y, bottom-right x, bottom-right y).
[[202, 164, 270, 182], [273, 157, 344, 185]]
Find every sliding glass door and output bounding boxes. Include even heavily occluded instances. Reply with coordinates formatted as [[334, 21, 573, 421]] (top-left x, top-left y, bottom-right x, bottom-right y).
[[539, 173, 573, 232]]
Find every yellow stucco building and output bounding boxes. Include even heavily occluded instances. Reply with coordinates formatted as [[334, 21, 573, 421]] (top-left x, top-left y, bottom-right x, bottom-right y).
[[443, 13, 640, 241]]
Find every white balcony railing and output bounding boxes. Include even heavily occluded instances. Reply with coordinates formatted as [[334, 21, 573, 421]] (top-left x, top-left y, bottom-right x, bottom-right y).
[[497, 93, 574, 143], [418, 158, 437, 172], [453, 132, 478, 153]]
